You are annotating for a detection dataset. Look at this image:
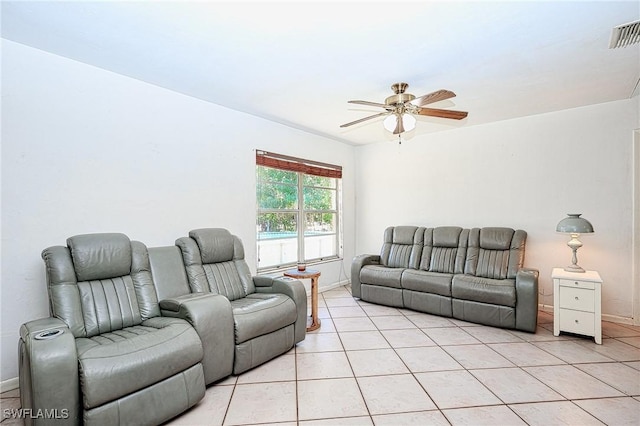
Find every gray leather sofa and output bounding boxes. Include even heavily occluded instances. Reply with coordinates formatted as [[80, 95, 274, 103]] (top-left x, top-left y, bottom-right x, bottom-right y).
[[165, 228, 306, 376], [19, 229, 306, 425], [351, 226, 539, 332], [19, 233, 205, 425]]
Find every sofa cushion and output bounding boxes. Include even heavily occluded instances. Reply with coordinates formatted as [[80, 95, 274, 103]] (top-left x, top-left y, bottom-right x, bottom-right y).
[[231, 293, 297, 344], [75, 317, 203, 409], [360, 265, 403, 289], [419, 227, 468, 274], [479, 228, 514, 250], [380, 226, 424, 268], [401, 269, 453, 297], [189, 228, 235, 264], [433, 226, 463, 248], [201, 261, 248, 300], [451, 274, 517, 307], [464, 228, 527, 280], [428, 247, 459, 273], [177, 232, 255, 300], [67, 233, 132, 282]]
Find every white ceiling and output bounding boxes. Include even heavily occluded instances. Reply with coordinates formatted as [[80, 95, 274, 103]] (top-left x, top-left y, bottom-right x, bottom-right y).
[[2, 1, 639, 145]]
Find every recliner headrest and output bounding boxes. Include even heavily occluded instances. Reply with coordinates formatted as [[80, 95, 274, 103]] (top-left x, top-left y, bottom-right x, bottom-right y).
[[479, 227, 514, 250], [67, 233, 132, 281], [432, 227, 462, 248], [189, 228, 235, 264], [390, 226, 419, 244]]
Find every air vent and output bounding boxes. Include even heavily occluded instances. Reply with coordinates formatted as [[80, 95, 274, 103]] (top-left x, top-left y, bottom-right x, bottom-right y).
[[609, 20, 640, 49]]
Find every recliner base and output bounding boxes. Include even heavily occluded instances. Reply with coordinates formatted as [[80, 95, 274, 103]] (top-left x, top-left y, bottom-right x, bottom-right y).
[[84, 363, 205, 426], [234, 325, 295, 375]]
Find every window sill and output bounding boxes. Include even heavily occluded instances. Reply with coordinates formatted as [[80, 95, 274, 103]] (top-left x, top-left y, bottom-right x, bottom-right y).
[[257, 256, 342, 275]]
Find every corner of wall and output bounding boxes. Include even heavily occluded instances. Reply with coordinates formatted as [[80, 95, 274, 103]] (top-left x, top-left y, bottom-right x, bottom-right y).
[[633, 128, 640, 325]]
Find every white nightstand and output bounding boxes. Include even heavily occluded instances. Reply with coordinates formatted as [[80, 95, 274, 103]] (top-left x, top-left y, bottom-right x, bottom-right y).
[[552, 268, 602, 344]]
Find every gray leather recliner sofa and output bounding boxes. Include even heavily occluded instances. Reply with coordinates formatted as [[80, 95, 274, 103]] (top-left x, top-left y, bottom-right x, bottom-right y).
[[19, 229, 306, 425], [351, 226, 539, 332], [165, 228, 306, 376], [19, 233, 206, 425]]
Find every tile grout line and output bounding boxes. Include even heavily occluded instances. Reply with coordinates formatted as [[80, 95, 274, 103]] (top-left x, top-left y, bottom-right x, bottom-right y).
[[344, 286, 640, 422], [324, 289, 375, 424], [3, 285, 640, 425]]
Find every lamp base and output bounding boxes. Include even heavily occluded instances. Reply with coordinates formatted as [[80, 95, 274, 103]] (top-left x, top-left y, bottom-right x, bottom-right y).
[[564, 264, 586, 273], [564, 237, 586, 273]]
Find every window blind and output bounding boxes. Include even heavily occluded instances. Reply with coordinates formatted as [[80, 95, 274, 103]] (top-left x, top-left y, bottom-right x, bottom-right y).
[[256, 150, 342, 179]]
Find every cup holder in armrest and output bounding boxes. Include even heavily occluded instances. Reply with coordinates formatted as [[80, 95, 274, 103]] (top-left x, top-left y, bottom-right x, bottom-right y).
[[34, 329, 64, 340]]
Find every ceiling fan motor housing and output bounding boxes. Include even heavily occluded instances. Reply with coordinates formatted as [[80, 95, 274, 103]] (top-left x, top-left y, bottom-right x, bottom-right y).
[[386, 82, 416, 106], [385, 93, 416, 105]]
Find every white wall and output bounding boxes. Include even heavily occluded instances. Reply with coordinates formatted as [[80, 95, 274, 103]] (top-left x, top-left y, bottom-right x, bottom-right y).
[[0, 40, 356, 381], [3, 38, 638, 384], [355, 98, 639, 322]]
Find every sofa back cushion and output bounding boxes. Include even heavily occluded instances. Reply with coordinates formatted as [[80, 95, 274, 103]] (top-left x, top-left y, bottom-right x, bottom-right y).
[[464, 228, 527, 279], [420, 227, 468, 274], [380, 226, 424, 269], [176, 228, 255, 301], [42, 233, 160, 338]]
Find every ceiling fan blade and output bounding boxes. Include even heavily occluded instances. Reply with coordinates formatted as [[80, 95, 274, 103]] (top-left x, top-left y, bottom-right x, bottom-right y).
[[347, 100, 390, 109], [340, 111, 390, 128], [417, 107, 468, 120], [411, 89, 456, 107], [393, 115, 405, 134]]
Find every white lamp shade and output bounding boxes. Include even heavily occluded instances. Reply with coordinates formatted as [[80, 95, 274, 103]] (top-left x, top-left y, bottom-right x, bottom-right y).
[[556, 213, 594, 234], [383, 114, 416, 133], [556, 213, 593, 273]]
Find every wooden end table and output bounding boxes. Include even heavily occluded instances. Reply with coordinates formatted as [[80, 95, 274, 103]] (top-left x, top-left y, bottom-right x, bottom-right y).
[[284, 268, 321, 332]]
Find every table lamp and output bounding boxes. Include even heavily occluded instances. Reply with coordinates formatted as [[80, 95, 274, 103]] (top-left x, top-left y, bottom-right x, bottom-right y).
[[556, 213, 594, 273]]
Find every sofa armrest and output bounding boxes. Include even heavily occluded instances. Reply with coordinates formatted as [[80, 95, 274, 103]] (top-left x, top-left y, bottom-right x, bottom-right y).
[[19, 317, 80, 425], [254, 276, 307, 344], [350, 254, 381, 298], [515, 268, 540, 333], [160, 293, 234, 384]]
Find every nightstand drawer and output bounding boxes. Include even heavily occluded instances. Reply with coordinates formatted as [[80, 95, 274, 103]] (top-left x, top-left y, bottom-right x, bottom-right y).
[[558, 278, 595, 290], [559, 308, 595, 336], [559, 287, 595, 312]]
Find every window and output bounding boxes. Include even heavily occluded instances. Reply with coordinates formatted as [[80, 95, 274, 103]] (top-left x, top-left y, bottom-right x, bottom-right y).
[[256, 150, 342, 271]]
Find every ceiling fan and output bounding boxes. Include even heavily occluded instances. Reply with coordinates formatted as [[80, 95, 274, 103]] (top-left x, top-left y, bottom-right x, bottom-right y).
[[340, 82, 468, 135]]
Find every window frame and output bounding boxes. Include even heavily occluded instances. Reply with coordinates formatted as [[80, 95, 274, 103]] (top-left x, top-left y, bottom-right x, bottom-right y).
[[256, 150, 342, 272]]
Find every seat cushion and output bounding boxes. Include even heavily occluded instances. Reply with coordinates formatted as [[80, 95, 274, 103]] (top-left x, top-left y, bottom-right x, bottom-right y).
[[231, 293, 297, 344], [402, 269, 453, 297], [451, 274, 516, 307], [75, 317, 203, 409], [360, 265, 403, 289]]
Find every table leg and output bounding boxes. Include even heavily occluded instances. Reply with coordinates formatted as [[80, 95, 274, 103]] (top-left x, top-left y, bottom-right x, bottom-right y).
[[307, 276, 321, 332]]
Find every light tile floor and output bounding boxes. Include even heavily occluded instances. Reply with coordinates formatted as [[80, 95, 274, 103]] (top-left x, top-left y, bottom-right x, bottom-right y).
[[2, 284, 639, 425]]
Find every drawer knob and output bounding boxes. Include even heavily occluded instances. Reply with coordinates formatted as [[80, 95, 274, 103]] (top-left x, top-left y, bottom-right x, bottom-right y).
[[575, 319, 579, 323], [575, 296, 579, 300], [574, 281, 579, 285]]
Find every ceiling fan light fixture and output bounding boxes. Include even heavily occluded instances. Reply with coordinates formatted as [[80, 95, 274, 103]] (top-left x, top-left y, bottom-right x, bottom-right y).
[[341, 83, 467, 137], [383, 114, 416, 133]]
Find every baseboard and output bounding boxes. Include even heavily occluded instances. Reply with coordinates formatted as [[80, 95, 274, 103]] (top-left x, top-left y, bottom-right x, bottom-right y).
[[319, 279, 350, 293], [1, 377, 19, 393], [539, 304, 554, 314], [602, 313, 635, 326], [538, 304, 635, 325]]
